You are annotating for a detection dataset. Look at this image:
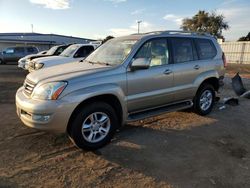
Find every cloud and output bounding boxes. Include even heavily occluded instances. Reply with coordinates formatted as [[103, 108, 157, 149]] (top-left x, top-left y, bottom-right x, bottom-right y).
[[29, 0, 70, 10], [104, 0, 127, 3], [163, 14, 184, 25], [217, 7, 250, 40], [221, 0, 238, 6], [109, 21, 165, 37], [131, 8, 146, 15]]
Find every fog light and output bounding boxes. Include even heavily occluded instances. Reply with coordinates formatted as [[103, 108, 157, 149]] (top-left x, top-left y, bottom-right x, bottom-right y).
[[32, 114, 51, 122]]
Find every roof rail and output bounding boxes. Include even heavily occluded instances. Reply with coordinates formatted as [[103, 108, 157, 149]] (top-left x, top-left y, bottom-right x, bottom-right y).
[[161, 30, 213, 37], [134, 30, 214, 38]]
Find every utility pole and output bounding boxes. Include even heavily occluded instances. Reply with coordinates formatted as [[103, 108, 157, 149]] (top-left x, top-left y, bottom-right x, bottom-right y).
[[137, 20, 142, 34], [31, 24, 33, 33]]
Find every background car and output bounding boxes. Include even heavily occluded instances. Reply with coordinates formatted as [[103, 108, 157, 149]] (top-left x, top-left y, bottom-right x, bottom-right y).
[[18, 44, 71, 70], [28, 43, 98, 72], [0, 46, 38, 64]]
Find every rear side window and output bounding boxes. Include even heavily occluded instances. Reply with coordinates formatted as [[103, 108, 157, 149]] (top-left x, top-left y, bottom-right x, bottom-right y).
[[134, 38, 169, 67], [195, 39, 216, 60], [171, 38, 194, 63]]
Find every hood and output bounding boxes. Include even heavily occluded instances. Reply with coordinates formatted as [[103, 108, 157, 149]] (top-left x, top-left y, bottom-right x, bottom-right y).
[[29, 54, 50, 61], [33, 56, 67, 64], [20, 54, 43, 61], [26, 61, 110, 84]]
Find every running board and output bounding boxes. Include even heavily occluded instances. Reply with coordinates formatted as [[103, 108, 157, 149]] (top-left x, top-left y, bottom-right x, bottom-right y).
[[127, 100, 193, 122]]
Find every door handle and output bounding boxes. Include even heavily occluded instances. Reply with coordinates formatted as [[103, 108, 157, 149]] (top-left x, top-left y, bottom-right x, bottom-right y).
[[164, 69, 172, 75], [194, 65, 200, 70]]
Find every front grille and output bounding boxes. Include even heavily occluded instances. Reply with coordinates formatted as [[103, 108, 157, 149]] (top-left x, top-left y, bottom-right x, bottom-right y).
[[23, 79, 36, 96]]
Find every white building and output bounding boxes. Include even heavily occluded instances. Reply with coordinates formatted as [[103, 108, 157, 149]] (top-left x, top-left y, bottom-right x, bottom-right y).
[[0, 33, 95, 52]]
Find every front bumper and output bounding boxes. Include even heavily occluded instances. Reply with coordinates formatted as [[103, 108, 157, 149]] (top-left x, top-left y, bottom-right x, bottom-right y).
[[16, 87, 78, 133]]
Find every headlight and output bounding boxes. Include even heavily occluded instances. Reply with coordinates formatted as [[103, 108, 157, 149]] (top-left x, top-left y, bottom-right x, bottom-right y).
[[32, 82, 67, 100], [29, 61, 35, 66], [35, 63, 44, 69]]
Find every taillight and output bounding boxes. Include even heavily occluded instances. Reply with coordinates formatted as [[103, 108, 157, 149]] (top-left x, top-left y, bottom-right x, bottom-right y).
[[222, 52, 227, 68]]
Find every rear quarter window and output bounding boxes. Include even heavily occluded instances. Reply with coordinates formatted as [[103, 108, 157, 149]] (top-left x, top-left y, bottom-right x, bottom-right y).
[[195, 39, 217, 60]]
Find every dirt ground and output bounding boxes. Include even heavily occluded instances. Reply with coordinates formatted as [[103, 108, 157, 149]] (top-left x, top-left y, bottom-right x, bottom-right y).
[[1, 64, 250, 188]]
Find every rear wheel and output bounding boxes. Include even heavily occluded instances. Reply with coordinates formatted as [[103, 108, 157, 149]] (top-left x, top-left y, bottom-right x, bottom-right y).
[[68, 102, 119, 150], [194, 84, 215, 115], [0, 59, 5, 65]]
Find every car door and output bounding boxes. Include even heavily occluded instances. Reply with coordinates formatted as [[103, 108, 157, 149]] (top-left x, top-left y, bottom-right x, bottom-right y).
[[170, 37, 204, 101], [127, 38, 174, 113]]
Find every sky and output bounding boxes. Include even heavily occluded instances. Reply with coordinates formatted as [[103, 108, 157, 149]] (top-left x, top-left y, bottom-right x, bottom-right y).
[[0, 0, 249, 41]]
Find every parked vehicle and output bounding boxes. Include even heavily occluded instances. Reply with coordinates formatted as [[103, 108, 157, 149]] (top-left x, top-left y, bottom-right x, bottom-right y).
[[0, 46, 38, 64], [28, 44, 98, 72], [16, 31, 226, 150], [18, 44, 70, 70]]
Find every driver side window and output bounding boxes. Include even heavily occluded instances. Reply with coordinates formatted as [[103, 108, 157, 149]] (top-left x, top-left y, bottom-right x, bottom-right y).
[[134, 39, 169, 67]]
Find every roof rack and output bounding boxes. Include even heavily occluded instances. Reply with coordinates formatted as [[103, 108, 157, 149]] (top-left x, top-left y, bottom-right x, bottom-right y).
[[138, 30, 214, 38]]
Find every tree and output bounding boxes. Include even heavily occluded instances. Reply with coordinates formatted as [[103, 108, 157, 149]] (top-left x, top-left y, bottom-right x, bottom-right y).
[[102, 36, 114, 44], [238, 32, 250, 41], [180, 10, 229, 39]]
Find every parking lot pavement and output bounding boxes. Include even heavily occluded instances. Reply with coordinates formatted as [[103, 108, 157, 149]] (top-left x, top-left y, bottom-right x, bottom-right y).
[[1, 64, 250, 188]]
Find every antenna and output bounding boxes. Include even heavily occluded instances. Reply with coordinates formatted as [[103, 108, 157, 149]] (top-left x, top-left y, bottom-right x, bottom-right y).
[[31, 24, 34, 33]]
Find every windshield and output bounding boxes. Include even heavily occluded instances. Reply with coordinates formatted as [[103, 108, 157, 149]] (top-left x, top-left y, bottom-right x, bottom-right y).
[[60, 45, 79, 57], [85, 38, 137, 65], [46, 46, 58, 55]]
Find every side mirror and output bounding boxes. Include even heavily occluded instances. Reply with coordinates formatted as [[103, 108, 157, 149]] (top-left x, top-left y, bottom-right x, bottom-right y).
[[79, 58, 85, 62], [130, 58, 150, 71]]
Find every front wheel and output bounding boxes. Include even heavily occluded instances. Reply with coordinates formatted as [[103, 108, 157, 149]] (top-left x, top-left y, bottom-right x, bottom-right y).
[[68, 102, 119, 150], [193, 84, 215, 115]]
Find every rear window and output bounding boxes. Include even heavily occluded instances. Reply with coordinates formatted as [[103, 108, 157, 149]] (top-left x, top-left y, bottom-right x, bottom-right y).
[[171, 38, 194, 63], [195, 39, 216, 60]]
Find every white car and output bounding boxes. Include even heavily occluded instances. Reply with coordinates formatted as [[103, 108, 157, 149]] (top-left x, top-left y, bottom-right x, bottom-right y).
[[28, 44, 98, 72], [18, 50, 47, 70]]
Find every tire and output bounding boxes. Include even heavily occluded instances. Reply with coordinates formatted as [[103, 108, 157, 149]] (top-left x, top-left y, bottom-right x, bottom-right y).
[[0, 59, 5, 65], [193, 84, 215, 116], [68, 102, 119, 150]]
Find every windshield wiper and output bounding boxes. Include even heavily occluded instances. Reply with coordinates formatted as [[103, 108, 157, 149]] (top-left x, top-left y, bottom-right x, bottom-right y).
[[83, 60, 95, 64], [82, 60, 112, 66], [92, 61, 112, 66]]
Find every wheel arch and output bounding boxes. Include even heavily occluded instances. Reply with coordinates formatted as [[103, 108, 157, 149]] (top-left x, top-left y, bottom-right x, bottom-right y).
[[67, 94, 123, 135], [197, 77, 219, 92]]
